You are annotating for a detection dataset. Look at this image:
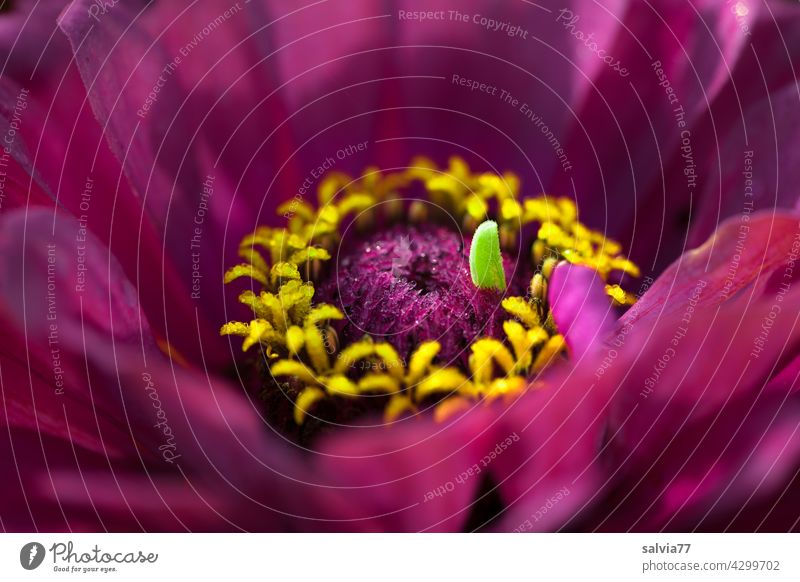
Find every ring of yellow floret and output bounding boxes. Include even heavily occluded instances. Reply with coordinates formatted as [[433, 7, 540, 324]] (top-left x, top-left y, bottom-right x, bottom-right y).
[[221, 157, 639, 424]]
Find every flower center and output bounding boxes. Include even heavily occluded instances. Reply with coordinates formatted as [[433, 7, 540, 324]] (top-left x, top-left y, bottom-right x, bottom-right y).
[[316, 222, 525, 368], [220, 157, 639, 442]]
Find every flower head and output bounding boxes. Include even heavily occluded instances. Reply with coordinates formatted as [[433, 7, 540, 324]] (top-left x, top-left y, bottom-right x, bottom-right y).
[[1, 0, 800, 533], [220, 157, 638, 441]]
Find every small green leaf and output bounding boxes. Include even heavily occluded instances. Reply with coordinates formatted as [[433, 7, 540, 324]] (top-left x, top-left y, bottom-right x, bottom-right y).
[[469, 220, 506, 291]]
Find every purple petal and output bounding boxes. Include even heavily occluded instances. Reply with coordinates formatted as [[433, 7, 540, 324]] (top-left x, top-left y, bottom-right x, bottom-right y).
[[490, 371, 615, 532], [594, 290, 800, 531], [51, 356, 299, 531], [0, 208, 162, 454], [622, 210, 800, 330], [548, 262, 615, 358], [690, 84, 800, 246], [0, 0, 70, 81], [307, 409, 496, 531]]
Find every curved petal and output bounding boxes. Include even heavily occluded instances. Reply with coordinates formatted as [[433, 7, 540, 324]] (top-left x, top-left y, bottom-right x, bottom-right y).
[[487, 369, 614, 532], [552, 0, 756, 264], [49, 356, 299, 531], [690, 84, 800, 246], [2, 7, 221, 370], [306, 408, 497, 531], [57, 0, 299, 339], [0, 208, 164, 457], [495, 208, 800, 531], [621, 210, 800, 330], [687, 0, 800, 248], [587, 289, 800, 531], [0, 208, 172, 531], [0, 0, 70, 81], [0, 209, 296, 531], [548, 262, 615, 358]]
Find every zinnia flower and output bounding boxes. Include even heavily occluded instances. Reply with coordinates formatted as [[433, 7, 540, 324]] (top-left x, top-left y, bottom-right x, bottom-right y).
[[1, 0, 800, 532]]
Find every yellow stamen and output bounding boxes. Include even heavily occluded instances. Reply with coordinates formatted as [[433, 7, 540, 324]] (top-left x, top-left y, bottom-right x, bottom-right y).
[[385, 395, 416, 422], [224, 263, 268, 286], [606, 283, 637, 306], [303, 323, 330, 373], [406, 341, 441, 386], [433, 396, 472, 423], [501, 297, 540, 328], [294, 387, 325, 425], [221, 156, 640, 426], [416, 368, 470, 401], [358, 374, 401, 394], [532, 335, 566, 373]]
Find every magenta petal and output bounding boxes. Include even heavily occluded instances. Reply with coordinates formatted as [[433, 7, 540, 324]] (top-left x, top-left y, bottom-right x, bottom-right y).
[[622, 210, 800, 330], [687, 1, 800, 248], [308, 409, 496, 531], [0, 79, 59, 208], [0, 0, 70, 80], [497, 210, 800, 531], [22, 327, 305, 531], [57, 1, 300, 366], [62, 357, 298, 531], [38, 472, 233, 532], [0, 428, 132, 531], [574, 209, 800, 529], [1, 62, 217, 370], [0, 205, 161, 528], [0, 209, 145, 349], [691, 85, 800, 246], [594, 289, 800, 531], [0, 209, 155, 453], [549, 263, 614, 358], [491, 372, 613, 532], [553, 0, 753, 266]]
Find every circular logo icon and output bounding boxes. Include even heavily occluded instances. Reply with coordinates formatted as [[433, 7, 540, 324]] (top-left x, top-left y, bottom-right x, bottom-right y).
[[20, 542, 46, 570]]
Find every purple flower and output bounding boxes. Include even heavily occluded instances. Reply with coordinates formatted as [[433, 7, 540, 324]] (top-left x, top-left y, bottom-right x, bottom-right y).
[[1, 0, 800, 532]]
